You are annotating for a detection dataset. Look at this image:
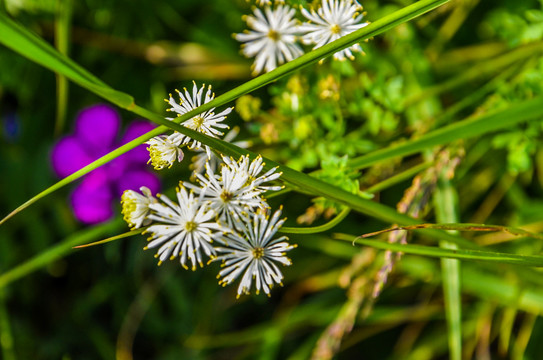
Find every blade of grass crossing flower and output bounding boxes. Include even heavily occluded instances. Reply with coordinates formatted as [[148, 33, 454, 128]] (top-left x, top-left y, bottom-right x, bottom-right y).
[[54, 0, 72, 136], [0, 102, 487, 251], [334, 234, 543, 267], [0, 0, 452, 224], [434, 172, 461, 360], [348, 96, 543, 170], [0, 126, 166, 225], [0, 0, 496, 251], [0, 220, 122, 289]]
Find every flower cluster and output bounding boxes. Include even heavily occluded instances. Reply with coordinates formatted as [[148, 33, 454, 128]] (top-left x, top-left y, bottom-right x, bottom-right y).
[[145, 82, 233, 170], [235, 0, 369, 75], [121, 154, 295, 298]]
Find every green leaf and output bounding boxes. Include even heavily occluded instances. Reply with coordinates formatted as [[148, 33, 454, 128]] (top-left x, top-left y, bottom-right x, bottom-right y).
[[335, 234, 543, 267], [349, 95, 543, 170], [433, 170, 462, 360]]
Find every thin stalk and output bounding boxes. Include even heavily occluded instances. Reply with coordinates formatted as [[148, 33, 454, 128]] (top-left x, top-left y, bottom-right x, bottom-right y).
[[334, 234, 543, 267], [434, 170, 462, 360], [280, 207, 351, 234], [54, 0, 72, 136]]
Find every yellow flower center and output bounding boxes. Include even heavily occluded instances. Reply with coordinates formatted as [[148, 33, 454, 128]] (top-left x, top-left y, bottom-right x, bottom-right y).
[[185, 221, 197, 232], [330, 24, 341, 34], [252, 247, 265, 259], [267, 29, 280, 41], [193, 116, 205, 130], [220, 190, 233, 203]]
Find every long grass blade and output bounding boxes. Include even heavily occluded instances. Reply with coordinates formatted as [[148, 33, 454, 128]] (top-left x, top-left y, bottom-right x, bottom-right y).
[[434, 172, 462, 360], [335, 234, 543, 267], [348, 96, 543, 170]]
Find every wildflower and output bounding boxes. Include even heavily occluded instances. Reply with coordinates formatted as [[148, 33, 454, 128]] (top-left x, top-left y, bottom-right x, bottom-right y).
[[187, 160, 268, 229], [222, 154, 283, 192], [121, 186, 156, 229], [165, 82, 232, 158], [235, 5, 303, 75], [299, 0, 369, 61], [146, 134, 184, 170], [51, 104, 160, 224], [214, 208, 296, 297], [190, 126, 252, 179], [144, 186, 223, 270]]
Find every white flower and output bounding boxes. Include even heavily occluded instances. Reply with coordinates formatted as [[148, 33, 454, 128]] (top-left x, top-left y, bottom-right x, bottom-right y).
[[166, 81, 232, 158], [222, 154, 282, 192], [299, 0, 369, 61], [190, 126, 252, 179], [186, 160, 268, 230], [214, 208, 296, 297], [121, 186, 156, 229], [146, 134, 184, 170], [235, 5, 304, 75], [144, 186, 223, 270]]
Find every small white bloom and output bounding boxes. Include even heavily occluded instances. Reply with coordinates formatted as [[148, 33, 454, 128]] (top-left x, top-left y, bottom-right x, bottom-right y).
[[235, 5, 304, 75], [121, 186, 156, 229], [186, 160, 268, 230], [190, 126, 252, 179], [222, 154, 282, 192], [214, 208, 296, 297], [144, 186, 223, 270], [299, 0, 369, 61], [166, 81, 232, 158], [146, 134, 184, 170]]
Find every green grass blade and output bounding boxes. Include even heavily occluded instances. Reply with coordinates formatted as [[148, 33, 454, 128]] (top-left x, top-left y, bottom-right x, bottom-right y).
[[335, 234, 543, 267], [434, 171, 462, 360], [362, 223, 543, 241], [54, 0, 72, 136], [73, 228, 143, 249], [348, 96, 543, 170]]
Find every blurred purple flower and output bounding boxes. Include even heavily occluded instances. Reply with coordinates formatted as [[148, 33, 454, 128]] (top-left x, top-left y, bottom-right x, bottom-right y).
[[51, 104, 160, 224]]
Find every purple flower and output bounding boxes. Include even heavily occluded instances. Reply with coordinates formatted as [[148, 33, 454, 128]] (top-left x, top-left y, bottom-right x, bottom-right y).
[[51, 104, 160, 224]]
